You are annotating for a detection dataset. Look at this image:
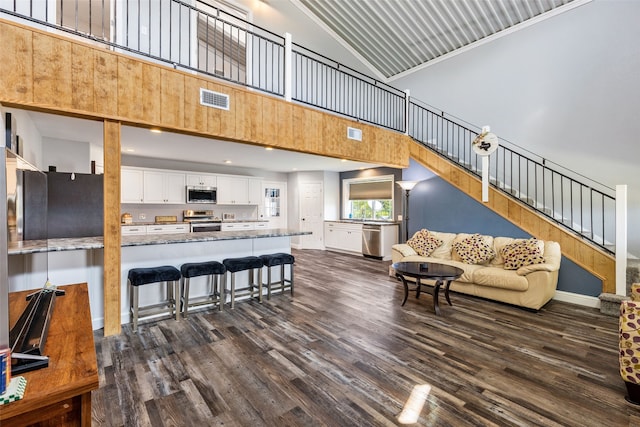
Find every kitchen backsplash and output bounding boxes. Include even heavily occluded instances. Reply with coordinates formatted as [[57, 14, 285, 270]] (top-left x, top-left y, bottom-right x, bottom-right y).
[[121, 203, 258, 223]]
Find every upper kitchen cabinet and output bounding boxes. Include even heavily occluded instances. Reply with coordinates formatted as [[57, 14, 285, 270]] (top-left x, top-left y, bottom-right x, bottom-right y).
[[121, 168, 144, 203], [186, 173, 217, 187], [217, 176, 249, 204], [247, 178, 263, 206], [143, 170, 186, 204]]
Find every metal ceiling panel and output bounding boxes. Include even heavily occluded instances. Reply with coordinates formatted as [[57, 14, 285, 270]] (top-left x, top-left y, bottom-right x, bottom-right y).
[[297, 0, 576, 78]]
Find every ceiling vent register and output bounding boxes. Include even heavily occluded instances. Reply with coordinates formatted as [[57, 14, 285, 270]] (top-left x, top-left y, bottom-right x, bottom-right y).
[[347, 126, 362, 141], [200, 88, 230, 110]]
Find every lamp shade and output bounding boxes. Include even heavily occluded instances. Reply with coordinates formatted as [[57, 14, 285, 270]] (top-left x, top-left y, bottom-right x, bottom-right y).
[[396, 180, 418, 191]]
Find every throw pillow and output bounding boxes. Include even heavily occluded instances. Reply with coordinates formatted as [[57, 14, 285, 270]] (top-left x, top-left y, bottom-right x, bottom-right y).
[[452, 233, 496, 264], [407, 229, 443, 257], [501, 238, 545, 270]]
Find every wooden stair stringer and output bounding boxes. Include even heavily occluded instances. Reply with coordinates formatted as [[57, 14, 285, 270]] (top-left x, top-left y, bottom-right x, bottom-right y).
[[409, 140, 615, 294]]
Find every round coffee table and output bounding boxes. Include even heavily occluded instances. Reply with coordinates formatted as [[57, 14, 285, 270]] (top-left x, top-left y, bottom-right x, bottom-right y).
[[392, 262, 464, 315]]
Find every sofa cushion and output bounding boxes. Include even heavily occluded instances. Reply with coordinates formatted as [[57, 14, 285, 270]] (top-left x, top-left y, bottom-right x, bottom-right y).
[[501, 239, 545, 270], [491, 237, 545, 267], [452, 233, 496, 265], [407, 229, 443, 256], [428, 231, 458, 260], [472, 267, 529, 291]]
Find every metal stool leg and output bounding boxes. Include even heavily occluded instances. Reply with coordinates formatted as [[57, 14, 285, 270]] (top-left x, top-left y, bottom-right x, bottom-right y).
[[230, 272, 236, 309], [133, 285, 139, 330]]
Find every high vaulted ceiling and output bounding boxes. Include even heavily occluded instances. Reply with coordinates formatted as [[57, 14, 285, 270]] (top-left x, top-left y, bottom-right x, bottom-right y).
[[294, 0, 577, 79]]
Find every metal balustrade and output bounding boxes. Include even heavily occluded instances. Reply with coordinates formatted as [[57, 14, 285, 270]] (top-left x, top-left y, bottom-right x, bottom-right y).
[[0, 0, 617, 253], [408, 99, 616, 254]]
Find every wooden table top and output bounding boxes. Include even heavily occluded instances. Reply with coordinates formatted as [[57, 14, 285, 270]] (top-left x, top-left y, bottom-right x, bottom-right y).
[[0, 283, 99, 420]]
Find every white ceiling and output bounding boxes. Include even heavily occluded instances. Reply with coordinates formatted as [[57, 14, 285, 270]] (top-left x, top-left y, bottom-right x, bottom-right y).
[[29, 111, 378, 173], [294, 0, 577, 79]]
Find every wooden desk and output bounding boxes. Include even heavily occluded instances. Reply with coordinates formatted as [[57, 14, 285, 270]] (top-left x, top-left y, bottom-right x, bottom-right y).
[[0, 283, 99, 427]]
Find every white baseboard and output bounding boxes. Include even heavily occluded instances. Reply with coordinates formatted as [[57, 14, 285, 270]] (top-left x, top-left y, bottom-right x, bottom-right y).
[[553, 290, 600, 308]]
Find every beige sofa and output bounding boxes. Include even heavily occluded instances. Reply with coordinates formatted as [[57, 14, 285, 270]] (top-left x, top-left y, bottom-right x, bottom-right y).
[[390, 230, 561, 310]]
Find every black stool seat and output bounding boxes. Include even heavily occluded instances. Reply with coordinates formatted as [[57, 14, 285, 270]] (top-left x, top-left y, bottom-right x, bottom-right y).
[[128, 265, 181, 330], [222, 256, 263, 308], [259, 253, 295, 267], [128, 266, 181, 286], [259, 253, 295, 300], [181, 261, 226, 278], [223, 256, 263, 272], [179, 261, 226, 317]]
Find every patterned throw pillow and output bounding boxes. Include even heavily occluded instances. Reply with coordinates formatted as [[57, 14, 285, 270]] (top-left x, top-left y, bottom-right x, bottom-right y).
[[407, 229, 443, 257], [501, 238, 545, 270], [452, 233, 496, 264]]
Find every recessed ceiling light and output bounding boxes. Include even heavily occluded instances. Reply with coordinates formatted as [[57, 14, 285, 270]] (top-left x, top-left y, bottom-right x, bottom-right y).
[[224, 160, 232, 164], [341, 159, 347, 162], [292, 168, 298, 171], [150, 128, 162, 134], [265, 147, 273, 151], [125, 148, 135, 152]]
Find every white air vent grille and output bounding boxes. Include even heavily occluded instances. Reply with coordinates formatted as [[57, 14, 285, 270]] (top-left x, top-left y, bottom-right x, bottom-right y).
[[347, 126, 362, 141], [200, 88, 230, 110]]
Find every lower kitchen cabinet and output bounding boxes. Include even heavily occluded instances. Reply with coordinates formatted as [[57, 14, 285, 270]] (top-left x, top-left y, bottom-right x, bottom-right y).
[[221, 222, 255, 231], [121, 225, 147, 235], [146, 224, 190, 234], [324, 221, 362, 254]]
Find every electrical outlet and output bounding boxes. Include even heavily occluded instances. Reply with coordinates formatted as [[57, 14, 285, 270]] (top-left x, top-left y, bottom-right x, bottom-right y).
[[139, 213, 146, 220], [397, 214, 403, 221]]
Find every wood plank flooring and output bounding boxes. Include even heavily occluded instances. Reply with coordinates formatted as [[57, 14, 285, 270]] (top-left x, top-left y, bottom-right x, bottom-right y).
[[92, 249, 639, 426]]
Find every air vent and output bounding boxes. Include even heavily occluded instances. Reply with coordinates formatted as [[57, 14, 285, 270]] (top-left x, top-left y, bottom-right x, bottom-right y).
[[347, 126, 362, 141], [200, 88, 230, 110]]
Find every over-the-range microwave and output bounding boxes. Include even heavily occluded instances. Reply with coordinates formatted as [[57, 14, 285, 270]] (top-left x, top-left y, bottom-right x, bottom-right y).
[[186, 186, 217, 204]]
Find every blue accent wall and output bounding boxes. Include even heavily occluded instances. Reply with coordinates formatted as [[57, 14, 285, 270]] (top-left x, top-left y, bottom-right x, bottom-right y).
[[404, 159, 602, 297]]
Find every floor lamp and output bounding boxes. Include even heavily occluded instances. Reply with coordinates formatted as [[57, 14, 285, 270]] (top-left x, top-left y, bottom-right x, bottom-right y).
[[397, 180, 418, 242]]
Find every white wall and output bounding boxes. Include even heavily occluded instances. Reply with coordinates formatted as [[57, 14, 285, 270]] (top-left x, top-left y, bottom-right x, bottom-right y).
[[323, 171, 339, 220], [3, 107, 43, 167], [42, 137, 91, 173], [392, 0, 640, 256]]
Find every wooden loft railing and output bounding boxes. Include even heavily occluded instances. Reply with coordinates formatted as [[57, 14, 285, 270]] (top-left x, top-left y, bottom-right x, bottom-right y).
[[409, 140, 616, 293]]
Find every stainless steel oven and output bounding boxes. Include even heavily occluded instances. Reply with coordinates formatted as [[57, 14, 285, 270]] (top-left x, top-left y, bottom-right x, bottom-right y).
[[190, 222, 221, 232], [184, 209, 221, 232]]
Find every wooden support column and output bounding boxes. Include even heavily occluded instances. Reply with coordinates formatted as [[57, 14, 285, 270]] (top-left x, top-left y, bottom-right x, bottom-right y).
[[103, 120, 121, 336]]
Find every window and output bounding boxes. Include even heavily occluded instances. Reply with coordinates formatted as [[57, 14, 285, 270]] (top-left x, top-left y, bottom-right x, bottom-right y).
[[343, 176, 394, 220]]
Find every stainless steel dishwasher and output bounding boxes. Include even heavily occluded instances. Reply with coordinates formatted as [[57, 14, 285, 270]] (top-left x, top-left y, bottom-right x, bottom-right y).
[[362, 224, 382, 258]]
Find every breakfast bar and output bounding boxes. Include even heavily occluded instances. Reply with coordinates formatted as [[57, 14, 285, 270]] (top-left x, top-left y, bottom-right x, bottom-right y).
[[7, 229, 309, 330]]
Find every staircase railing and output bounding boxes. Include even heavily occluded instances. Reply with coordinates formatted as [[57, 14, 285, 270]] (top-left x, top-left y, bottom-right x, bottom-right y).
[[0, 0, 616, 253], [408, 99, 616, 254]]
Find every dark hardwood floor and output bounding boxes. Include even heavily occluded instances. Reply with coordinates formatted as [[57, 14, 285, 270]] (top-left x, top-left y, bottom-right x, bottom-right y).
[[92, 249, 639, 426]]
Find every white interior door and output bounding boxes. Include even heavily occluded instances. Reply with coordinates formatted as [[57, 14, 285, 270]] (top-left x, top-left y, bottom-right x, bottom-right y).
[[300, 181, 324, 249]]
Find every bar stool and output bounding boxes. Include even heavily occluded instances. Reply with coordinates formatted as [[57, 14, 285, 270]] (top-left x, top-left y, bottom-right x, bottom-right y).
[[259, 253, 295, 299], [128, 265, 181, 330], [180, 261, 226, 317], [222, 256, 263, 309]]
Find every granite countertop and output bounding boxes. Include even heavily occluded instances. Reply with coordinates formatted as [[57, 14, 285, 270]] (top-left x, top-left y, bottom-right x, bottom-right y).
[[8, 228, 310, 255]]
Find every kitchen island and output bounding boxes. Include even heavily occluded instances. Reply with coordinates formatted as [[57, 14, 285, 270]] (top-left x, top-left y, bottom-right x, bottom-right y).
[[8, 229, 309, 330]]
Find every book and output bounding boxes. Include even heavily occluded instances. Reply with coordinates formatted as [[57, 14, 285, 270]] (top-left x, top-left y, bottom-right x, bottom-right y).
[[0, 348, 9, 395], [0, 376, 27, 405]]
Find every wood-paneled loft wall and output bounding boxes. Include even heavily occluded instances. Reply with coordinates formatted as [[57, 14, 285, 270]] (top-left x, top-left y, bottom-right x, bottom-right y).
[[409, 141, 616, 294], [0, 19, 410, 168]]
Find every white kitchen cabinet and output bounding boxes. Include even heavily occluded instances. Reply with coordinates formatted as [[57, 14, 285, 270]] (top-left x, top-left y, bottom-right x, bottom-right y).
[[221, 222, 255, 231], [247, 178, 263, 205], [186, 174, 217, 187], [143, 170, 186, 204], [121, 168, 144, 203], [324, 221, 362, 254], [146, 224, 190, 234], [217, 176, 249, 204], [121, 225, 147, 235]]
